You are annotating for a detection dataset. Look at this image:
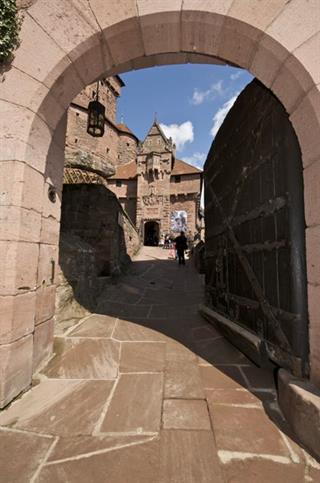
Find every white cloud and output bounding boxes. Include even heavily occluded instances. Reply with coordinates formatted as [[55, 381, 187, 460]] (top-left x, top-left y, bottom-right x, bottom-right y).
[[210, 93, 239, 138], [191, 80, 225, 105], [160, 121, 194, 151], [184, 152, 206, 169], [230, 70, 242, 81]]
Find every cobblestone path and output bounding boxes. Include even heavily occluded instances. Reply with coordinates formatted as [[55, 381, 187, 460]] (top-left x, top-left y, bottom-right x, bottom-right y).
[[0, 247, 319, 482]]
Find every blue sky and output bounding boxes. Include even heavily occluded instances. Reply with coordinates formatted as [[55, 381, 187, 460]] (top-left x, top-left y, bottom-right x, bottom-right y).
[[117, 64, 253, 170]]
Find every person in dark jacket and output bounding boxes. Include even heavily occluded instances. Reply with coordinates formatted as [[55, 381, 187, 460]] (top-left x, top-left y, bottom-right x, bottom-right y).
[[174, 231, 188, 265]]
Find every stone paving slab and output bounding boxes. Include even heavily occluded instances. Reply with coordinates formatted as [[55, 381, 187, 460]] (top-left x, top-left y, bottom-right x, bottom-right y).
[[47, 434, 156, 462], [0, 247, 318, 482], [42, 338, 120, 379], [38, 438, 160, 483], [163, 399, 211, 430], [210, 405, 290, 456], [220, 457, 306, 483], [0, 429, 54, 483], [164, 360, 205, 399], [160, 430, 224, 483], [119, 341, 166, 373], [0, 380, 115, 436], [101, 373, 163, 433], [68, 314, 117, 338]]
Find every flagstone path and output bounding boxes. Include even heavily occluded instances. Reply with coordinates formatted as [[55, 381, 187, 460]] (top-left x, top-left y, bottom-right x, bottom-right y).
[[0, 247, 319, 482]]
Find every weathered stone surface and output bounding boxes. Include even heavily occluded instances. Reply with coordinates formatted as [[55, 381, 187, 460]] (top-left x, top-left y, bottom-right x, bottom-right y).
[[38, 438, 160, 483], [206, 388, 262, 406], [42, 338, 120, 379], [119, 341, 166, 372], [0, 291, 35, 344], [278, 369, 320, 460], [0, 335, 33, 408], [200, 365, 247, 390], [165, 340, 198, 362], [164, 360, 204, 398], [162, 399, 211, 430], [221, 457, 305, 483], [68, 314, 117, 338], [0, 429, 53, 483], [210, 405, 289, 455], [160, 430, 223, 483], [33, 318, 54, 371], [48, 434, 156, 462], [113, 319, 166, 341], [0, 379, 114, 436], [101, 373, 163, 432]]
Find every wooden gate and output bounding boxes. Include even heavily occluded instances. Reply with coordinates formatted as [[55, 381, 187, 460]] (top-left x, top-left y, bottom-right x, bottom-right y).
[[204, 81, 309, 376]]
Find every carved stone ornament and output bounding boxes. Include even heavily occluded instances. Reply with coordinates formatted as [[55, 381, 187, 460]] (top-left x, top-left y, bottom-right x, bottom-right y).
[[142, 193, 163, 206]]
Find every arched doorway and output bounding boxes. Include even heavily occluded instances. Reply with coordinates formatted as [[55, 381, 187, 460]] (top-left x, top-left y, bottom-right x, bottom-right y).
[[1, 2, 320, 413], [144, 221, 160, 246]]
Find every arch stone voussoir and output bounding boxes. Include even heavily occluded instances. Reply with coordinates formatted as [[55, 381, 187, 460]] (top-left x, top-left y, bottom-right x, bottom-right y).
[[266, 0, 320, 53], [290, 86, 320, 168], [139, 12, 181, 56]]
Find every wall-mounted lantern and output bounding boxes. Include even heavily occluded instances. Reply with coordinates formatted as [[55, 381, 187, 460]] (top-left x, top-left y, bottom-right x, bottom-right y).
[[87, 81, 105, 137]]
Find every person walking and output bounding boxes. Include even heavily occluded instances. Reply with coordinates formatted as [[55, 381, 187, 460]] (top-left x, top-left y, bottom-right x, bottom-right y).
[[174, 231, 188, 265]]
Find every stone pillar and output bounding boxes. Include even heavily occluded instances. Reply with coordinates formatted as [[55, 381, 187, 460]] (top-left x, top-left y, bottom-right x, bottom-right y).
[[0, 109, 67, 407]]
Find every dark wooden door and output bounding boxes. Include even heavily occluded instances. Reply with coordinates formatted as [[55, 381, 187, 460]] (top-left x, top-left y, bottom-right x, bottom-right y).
[[204, 80, 309, 376]]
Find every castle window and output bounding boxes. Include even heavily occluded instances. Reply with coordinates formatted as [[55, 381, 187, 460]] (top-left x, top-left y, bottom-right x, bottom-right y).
[[76, 112, 79, 117], [106, 147, 110, 153], [74, 138, 78, 143], [174, 175, 181, 183], [116, 180, 122, 187], [127, 143, 130, 147]]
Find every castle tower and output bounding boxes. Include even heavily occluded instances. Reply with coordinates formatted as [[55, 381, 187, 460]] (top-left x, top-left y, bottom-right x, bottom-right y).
[[136, 121, 175, 243]]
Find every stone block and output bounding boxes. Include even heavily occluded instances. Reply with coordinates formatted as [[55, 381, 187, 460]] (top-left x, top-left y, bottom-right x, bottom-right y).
[[308, 283, 320, 386], [0, 292, 36, 344], [271, 54, 314, 114], [227, 0, 287, 31], [140, 11, 181, 55], [40, 216, 61, 246], [47, 62, 85, 113], [137, 0, 182, 15], [90, 0, 138, 29], [181, 10, 224, 57], [37, 244, 59, 287], [0, 206, 41, 243], [11, 14, 69, 89], [218, 17, 261, 69], [104, 17, 145, 65], [0, 335, 33, 408], [290, 86, 320, 168], [278, 369, 320, 460], [0, 241, 39, 296], [28, 0, 104, 86], [306, 225, 320, 285], [250, 34, 289, 88], [35, 284, 56, 326], [294, 31, 320, 86], [32, 318, 54, 371], [183, 0, 233, 16], [303, 160, 320, 227], [266, 0, 320, 53]]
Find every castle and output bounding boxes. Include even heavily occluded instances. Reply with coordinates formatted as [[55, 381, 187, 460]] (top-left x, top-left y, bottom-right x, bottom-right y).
[[65, 76, 202, 245]]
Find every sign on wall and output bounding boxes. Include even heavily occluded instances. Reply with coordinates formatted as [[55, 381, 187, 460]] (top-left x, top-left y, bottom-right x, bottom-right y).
[[171, 210, 188, 232]]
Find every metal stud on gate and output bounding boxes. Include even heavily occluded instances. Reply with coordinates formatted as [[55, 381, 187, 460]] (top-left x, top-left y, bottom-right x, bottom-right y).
[[87, 81, 105, 137]]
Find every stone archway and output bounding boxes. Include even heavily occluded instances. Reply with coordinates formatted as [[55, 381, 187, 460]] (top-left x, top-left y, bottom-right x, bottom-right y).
[[1, 0, 320, 409], [144, 221, 160, 246]]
